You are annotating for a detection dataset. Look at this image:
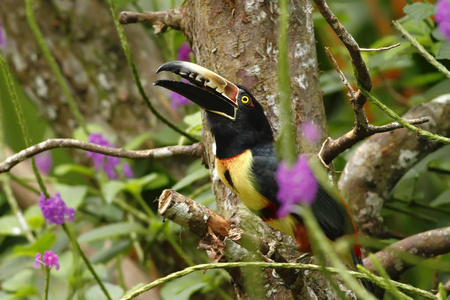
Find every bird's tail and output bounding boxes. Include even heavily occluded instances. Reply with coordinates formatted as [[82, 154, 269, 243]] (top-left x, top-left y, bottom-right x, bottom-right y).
[[350, 247, 375, 294]]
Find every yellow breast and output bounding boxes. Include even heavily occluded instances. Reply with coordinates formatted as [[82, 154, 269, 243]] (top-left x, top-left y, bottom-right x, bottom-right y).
[[215, 150, 296, 237], [215, 150, 269, 210]]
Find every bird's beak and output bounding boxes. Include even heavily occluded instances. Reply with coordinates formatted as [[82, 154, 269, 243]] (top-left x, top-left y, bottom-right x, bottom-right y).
[[154, 61, 239, 120]]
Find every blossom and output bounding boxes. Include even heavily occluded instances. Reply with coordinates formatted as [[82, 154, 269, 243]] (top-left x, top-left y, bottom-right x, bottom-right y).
[[436, 0, 450, 39], [300, 121, 321, 144], [34, 251, 60, 270], [171, 87, 191, 110], [35, 152, 53, 175], [39, 192, 75, 225], [177, 42, 194, 61], [0, 21, 6, 48], [275, 156, 318, 218], [86, 133, 123, 179], [123, 162, 133, 178]]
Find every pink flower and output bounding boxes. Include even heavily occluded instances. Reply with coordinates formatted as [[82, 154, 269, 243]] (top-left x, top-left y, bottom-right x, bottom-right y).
[[301, 121, 321, 144], [35, 152, 53, 175], [39, 192, 75, 225], [34, 251, 60, 270], [123, 162, 133, 178], [275, 156, 318, 218], [177, 42, 194, 61], [436, 0, 450, 39]]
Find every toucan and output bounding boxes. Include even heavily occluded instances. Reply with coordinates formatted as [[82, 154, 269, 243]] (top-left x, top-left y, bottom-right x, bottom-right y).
[[155, 61, 373, 292]]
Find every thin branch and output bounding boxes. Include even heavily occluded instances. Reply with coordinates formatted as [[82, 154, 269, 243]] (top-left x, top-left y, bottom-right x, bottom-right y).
[[320, 117, 429, 164], [0, 139, 203, 173], [359, 86, 450, 144], [119, 9, 182, 34], [359, 43, 401, 52], [313, 0, 372, 92], [108, 1, 199, 142], [392, 21, 450, 79], [363, 227, 450, 279], [325, 47, 356, 100], [120, 261, 438, 300]]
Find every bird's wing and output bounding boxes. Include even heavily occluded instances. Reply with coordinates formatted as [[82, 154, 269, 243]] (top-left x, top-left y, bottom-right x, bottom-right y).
[[250, 145, 350, 241]]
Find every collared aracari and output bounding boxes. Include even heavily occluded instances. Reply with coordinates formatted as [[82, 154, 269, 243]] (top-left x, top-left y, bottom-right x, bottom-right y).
[[154, 61, 372, 291]]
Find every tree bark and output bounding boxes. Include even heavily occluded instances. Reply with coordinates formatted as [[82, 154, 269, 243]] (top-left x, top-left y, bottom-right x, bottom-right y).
[[339, 95, 450, 236], [177, 1, 332, 298], [0, 0, 171, 146]]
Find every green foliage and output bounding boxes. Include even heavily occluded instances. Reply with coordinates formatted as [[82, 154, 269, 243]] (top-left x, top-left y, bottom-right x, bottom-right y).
[[0, 0, 449, 299]]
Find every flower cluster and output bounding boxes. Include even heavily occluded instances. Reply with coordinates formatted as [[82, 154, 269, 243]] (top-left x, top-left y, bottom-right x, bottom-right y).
[[436, 0, 450, 40], [275, 156, 318, 218], [86, 133, 133, 179], [39, 193, 75, 225], [34, 251, 60, 270]]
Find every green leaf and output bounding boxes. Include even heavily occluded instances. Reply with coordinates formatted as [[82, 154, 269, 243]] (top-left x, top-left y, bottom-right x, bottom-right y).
[[1, 269, 34, 292], [123, 132, 153, 150], [24, 204, 44, 230], [403, 3, 435, 23], [13, 232, 56, 257], [123, 283, 145, 299], [78, 222, 146, 244], [183, 111, 202, 127], [122, 173, 159, 194], [172, 168, 210, 191], [101, 181, 125, 204], [436, 41, 450, 60], [54, 183, 87, 209], [54, 164, 95, 177], [0, 216, 23, 236], [430, 190, 450, 207], [160, 272, 207, 300], [86, 283, 123, 300], [90, 240, 131, 264]]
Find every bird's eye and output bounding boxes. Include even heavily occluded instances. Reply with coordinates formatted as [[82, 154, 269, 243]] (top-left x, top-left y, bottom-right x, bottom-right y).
[[241, 96, 250, 104]]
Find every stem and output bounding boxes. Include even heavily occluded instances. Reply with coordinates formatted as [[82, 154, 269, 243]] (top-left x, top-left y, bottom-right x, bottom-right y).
[[120, 261, 438, 300], [392, 21, 450, 79], [358, 85, 450, 144], [25, 0, 89, 134], [276, 0, 297, 164], [0, 175, 36, 243], [44, 267, 50, 300], [107, 0, 199, 142], [301, 207, 377, 300], [0, 54, 49, 197], [62, 223, 112, 300]]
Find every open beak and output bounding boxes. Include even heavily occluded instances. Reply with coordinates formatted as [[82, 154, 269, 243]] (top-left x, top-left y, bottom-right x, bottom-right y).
[[154, 61, 239, 120]]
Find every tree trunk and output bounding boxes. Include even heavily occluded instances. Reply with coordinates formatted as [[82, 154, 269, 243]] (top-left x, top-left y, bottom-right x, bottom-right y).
[[178, 0, 334, 298]]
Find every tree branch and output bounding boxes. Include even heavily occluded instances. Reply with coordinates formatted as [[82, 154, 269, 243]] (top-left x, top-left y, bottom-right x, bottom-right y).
[[339, 96, 450, 235], [319, 47, 430, 164], [363, 227, 450, 279], [119, 9, 183, 34], [0, 139, 203, 173], [320, 117, 430, 164]]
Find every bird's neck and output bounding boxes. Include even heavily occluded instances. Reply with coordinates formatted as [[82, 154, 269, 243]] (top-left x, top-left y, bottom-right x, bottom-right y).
[[214, 134, 274, 159]]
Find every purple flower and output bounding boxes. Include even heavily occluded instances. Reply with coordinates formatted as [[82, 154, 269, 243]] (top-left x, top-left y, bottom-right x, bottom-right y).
[[86, 133, 119, 179], [171, 90, 191, 110], [177, 42, 194, 61], [38, 192, 75, 225], [34, 251, 60, 270], [436, 0, 450, 39], [275, 156, 318, 218], [0, 21, 6, 48], [35, 152, 53, 175], [123, 162, 133, 178], [301, 121, 321, 144]]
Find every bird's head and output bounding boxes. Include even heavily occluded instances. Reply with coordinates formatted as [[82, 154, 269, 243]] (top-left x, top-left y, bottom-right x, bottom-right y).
[[155, 61, 273, 158]]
